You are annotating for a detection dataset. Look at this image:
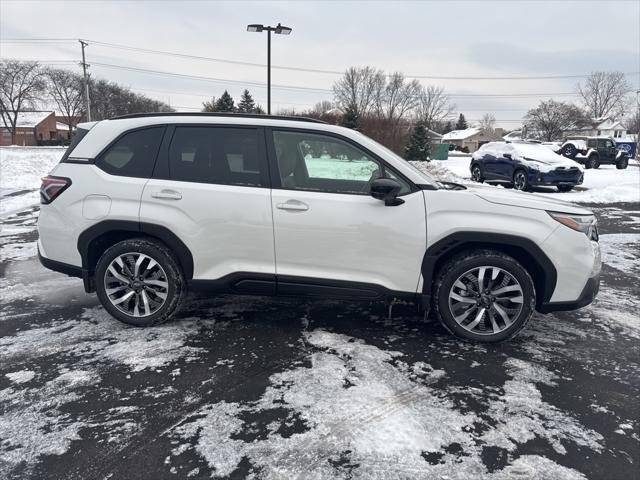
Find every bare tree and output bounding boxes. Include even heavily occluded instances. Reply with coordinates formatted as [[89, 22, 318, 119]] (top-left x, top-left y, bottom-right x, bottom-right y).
[[374, 72, 421, 122], [415, 85, 455, 130], [478, 113, 496, 134], [332, 66, 385, 120], [578, 71, 632, 119], [524, 100, 589, 141], [0, 60, 45, 144], [45, 68, 84, 138], [625, 108, 640, 139]]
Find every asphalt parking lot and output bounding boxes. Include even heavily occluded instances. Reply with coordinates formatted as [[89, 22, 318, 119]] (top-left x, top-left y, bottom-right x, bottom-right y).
[[1, 202, 638, 480]]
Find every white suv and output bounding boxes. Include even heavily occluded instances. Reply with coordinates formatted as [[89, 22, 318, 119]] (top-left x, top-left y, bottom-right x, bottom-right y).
[[37, 113, 601, 342]]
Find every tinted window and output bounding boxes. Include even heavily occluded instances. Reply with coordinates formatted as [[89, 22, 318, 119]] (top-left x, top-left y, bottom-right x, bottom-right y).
[[168, 127, 263, 186], [272, 130, 410, 195], [96, 127, 164, 177]]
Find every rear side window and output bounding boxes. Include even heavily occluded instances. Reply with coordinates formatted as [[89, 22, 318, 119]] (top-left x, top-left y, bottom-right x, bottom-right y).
[[60, 127, 90, 162], [168, 127, 263, 187], [96, 127, 164, 178]]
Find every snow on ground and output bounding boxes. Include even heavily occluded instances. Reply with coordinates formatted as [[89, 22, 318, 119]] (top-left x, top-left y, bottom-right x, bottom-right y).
[[599, 233, 640, 277], [425, 155, 640, 203], [0, 147, 64, 218]]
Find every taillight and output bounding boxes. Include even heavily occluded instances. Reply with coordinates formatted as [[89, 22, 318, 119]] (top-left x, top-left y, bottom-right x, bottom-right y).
[[40, 176, 71, 204]]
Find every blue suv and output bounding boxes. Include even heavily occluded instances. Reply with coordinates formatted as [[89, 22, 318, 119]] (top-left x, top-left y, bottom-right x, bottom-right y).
[[470, 142, 584, 192]]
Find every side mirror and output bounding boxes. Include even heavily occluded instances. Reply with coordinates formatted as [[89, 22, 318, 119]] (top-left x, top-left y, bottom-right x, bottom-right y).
[[370, 178, 405, 206], [503, 153, 512, 159]]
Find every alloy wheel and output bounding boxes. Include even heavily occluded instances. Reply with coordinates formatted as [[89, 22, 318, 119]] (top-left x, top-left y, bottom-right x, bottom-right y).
[[448, 266, 524, 336], [513, 171, 527, 190], [471, 166, 482, 182], [104, 252, 169, 317]]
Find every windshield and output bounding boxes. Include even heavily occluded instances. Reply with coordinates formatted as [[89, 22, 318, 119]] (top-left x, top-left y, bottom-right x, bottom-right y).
[[351, 130, 439, 187]]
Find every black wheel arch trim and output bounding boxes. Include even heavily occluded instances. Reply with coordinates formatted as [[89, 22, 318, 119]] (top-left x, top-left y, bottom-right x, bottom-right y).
[[77, 220, 195, 281], [421, 232, 557, 305]]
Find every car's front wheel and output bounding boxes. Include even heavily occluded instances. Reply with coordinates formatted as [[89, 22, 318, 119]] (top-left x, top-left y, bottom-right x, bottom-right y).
[[95, 238, 185, 327], [470, 164, 484, 182], [433, 250, 536, 343], [616, 158, 628, 169], [513, 169, 529, 191]]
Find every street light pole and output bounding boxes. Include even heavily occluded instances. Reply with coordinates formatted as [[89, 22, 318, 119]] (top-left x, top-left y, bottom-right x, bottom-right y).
[[247, 23, 292, 115]]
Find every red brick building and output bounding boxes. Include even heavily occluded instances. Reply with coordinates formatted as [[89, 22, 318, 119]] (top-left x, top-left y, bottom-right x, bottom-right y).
[[1, 111, 58, 146]]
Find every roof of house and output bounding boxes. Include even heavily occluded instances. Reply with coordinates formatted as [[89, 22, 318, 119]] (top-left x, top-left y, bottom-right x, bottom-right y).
[[12, 111, 54, 128], [56, 122, 74, 130], [594, 118, 625, 130], [441, 127, 481, 141]]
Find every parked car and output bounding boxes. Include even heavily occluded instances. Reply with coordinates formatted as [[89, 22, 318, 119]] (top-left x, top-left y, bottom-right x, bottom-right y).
[[470, 141, 584, 192], [558, 136, 629, 169], [38, 113, 601, 343]]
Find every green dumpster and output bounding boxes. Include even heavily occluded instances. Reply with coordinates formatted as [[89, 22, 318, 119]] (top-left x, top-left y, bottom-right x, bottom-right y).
[[431, 143, 449, 160]]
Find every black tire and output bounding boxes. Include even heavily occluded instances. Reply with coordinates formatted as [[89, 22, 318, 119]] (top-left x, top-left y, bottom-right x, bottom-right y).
[[586, 154, 600, 169], [557, 185, 574, 192], [512, 169, 529, 191], [616, 158, 628, 169], [470, 164, 484, 183], [433, 249, 536, 343], [95, 238, 185, 327], [560, 144, 577, 159]]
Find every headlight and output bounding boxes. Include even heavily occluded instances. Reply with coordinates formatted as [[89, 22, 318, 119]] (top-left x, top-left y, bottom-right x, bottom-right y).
[[548, 211, 597, 238]]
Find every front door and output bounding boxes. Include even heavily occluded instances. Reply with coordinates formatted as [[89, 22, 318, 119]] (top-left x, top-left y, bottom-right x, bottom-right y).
[[140, 125, 275, 281], [268, 129, 426, 294]]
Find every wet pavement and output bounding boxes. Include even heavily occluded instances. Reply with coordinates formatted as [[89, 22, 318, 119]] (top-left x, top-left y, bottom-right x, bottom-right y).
[[0, 202, 638, 480]]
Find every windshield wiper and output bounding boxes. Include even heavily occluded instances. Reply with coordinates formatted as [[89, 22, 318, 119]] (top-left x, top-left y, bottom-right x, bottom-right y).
[[437, 181, 467, 190]]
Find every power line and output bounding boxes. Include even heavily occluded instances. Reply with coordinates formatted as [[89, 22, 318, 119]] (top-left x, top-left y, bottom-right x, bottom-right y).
[[3, 37, 637, 81]]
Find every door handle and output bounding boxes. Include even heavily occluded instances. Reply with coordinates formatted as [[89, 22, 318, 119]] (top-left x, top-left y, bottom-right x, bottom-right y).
[[276, 200, 309, 211], [151, 189, 182, 200]]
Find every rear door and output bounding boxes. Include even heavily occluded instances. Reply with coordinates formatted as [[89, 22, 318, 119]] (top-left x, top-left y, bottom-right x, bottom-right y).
[[140, 125, 275, 281], [267, 129, 426, 294]]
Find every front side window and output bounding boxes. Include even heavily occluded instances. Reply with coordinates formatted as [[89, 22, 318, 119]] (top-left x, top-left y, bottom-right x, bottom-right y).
[[272, 130, 410, 195], [168, 127, 263, 186], [97, 127, 164, 177]]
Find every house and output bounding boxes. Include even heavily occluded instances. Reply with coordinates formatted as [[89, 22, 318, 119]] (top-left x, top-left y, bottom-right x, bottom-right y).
[[441, 127, 504, 152], [55, 115, 82, 140], [564, 117, 628, 139], [0, 111, 58, 146]]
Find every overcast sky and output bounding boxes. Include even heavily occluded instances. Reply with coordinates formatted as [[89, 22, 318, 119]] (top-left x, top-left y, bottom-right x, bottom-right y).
[[1, 0, 639, 128]]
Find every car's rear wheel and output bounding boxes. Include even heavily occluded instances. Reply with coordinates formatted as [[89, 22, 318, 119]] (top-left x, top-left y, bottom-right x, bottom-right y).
[[557, 185, 574, 192], [586, 155, 600, 169], [560, 144, 577, 159], [471, 164, 484, 182], [433, 250, 536, 343], [95, 238, 185, 327], [616, 158, 628, 169], [513, 169, 529, 191]]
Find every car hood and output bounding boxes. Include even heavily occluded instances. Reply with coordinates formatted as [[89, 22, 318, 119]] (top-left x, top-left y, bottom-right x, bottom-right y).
[[468, 184, 592, 214]]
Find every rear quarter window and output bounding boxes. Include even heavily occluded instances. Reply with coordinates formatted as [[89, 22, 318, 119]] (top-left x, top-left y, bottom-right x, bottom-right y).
[[60, 127, 90, 162], [95, 127, 165, 178]]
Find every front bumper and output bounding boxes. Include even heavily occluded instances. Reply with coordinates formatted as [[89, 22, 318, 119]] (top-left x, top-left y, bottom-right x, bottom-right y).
[[529, 170, 583, 186], [538, 274, 600, 313]]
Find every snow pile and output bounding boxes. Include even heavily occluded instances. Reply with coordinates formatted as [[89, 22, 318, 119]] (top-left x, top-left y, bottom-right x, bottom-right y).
[[0, 147, 65, 218]]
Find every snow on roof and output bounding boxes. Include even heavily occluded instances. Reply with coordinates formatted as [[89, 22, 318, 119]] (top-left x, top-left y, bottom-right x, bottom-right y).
[[426, 128, 442, 138], [56, 122, 74, 130], [13, 111, 54, 128], [441, 127, 481, 141]]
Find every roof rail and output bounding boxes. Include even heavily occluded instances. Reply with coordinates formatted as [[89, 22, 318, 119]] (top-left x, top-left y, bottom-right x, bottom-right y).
[[110, 112, 327, 124]]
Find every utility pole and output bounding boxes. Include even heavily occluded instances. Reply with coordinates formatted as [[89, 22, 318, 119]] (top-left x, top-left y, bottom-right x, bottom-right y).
[[267, 28, 271, 115], [79, 40, 92, 121]]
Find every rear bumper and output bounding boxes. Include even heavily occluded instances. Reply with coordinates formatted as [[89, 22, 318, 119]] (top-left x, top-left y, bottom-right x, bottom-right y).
[[38, 247, 94, 292], [538, 274, 600, 313]]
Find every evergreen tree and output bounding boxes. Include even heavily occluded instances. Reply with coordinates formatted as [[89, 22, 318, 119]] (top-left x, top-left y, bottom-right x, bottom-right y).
[[340, 104, 360, 129], [442, 121, 453, 134], [237, 89, 257, 113], [404, 121, 431, 161], [455, 113, 468, 130], [214, 90, 235, 112]]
